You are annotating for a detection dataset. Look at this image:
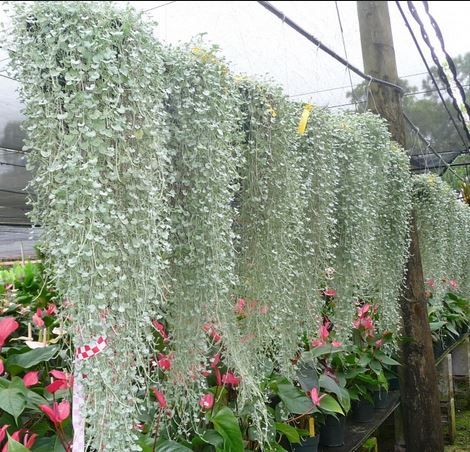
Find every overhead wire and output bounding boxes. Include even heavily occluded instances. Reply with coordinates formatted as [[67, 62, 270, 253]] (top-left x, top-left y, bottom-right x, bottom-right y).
[[143, 1, 177, 14], [395, 1, 469, 149], [257, 1, 405, 94], [403, 112, 467, 183], [421, 1, 470, 122], [406, 1, 470, 143], [256, 1, 467, 183], [334, 1, 357, 111]]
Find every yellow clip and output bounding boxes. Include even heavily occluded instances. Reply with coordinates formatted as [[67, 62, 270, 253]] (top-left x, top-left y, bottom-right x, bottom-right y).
[[298, 103, 313, 135], [308, 416, 315, 437], [267, 104, 277, 118]]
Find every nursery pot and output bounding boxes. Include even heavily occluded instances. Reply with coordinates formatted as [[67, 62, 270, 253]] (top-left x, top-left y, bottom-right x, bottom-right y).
[[293, 435, 320, 452], [352, 398, 374, 423], [373, 390, 389, 409], [319, 414, 346, 447], [388, 377, 399, 391]]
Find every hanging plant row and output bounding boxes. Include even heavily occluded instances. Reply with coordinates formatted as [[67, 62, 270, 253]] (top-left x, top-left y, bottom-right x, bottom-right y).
[[6, 1, 469, 450], [413, 174, 470, 305]]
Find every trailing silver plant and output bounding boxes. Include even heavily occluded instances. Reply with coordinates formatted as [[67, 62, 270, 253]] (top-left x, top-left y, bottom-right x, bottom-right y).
[[8, 2, 169, 450], [235, 80, 318, 377], [413, 175, 470, 304], [370, 143, 411, 335], [162, 44, 263, 439]]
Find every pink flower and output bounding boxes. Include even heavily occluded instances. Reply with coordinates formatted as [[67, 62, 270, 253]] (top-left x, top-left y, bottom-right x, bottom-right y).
[[354, 316, 374, 331], [375, 339, 384, 348], [210, 353, 221, 369], [319, 322, 330, 340], [45, 369, 73, 393], [311, 339, 324, 348], [157, 353, 172, 371], [23, 371, 40, 388], [46, 303, 57, 316], [222, 371, 241, 387], [234, 298, 246, 316], [39, 400, 70, 426], [357, 304, 371, 318], [425, 278, 435, 288], [331, 340, 342, 347], [0, 359, 4, 376], [7, 430, 37, 450], [0, 425, 9, 444], [258, 305, 269, 315], [0, 317, 19, 349], [310, 387, 326, 407], [199, 393, 215, 410], [449, 279, 458, 289], [152, 388, 167, 409], [323, 288, 337, 297], [203, 323, 222, 343], [152, 320, 169, 342], [32, 308, 44, 327]]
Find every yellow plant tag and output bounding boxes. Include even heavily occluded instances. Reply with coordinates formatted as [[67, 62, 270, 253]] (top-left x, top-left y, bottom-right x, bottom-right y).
[[298, 104, 313, 135], [309, 416, 315, 437], [267, 104, 277, 118]]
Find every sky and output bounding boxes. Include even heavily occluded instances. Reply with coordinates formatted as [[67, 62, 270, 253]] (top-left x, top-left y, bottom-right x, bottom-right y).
[[124, 0, 470, 108], [1, 1, 469, 109]]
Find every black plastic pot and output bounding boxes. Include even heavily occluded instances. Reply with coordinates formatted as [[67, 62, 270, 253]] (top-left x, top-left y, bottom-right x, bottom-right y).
[[293, 435, 320, 452], [319, 414, 346, 447], [388, 377, 399, 391], [352, 398, 374, 423], [373, 390, 389, 409]]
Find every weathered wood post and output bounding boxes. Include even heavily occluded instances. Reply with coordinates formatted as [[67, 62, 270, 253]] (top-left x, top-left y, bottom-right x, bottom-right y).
[[357, 2, 444, 451]]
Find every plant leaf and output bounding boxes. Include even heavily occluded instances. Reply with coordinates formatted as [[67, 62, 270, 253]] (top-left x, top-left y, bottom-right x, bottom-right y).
[[210, 407, 244, 452], [154, 440, 192, 452], [275, 422, 301, 444], [319, 394, 344, 414], [7, 435, 30, 452], [6, 346, 59, 374], [0, 388, 27, 422]]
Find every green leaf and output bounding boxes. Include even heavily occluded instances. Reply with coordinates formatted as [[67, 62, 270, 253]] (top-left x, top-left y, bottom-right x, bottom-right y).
[[137, 435, 154, 452], [202, 430, 224, 448], [155, 440, 192, 451], [7, 435, 30, 452], [210, 407, 244, 452], [32, 436, 67, 452], [275, 422, 300, 444], [430, 321, 446, 331], [271, 376, 314, 415], [319, 374, 350, 413], [297, 361, 318, 392], [0, 388, 27, 421], [319, 394, 344, 414], [6, 346, 59, 374], [376, 355, 400, 366]]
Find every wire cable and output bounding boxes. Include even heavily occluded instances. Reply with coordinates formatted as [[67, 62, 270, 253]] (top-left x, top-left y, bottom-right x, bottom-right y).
[[395, 1, 469, 148], [334, 1, 357, 111], [422, 1, 470, 122], [257, 1, 404, 94], [406, 1, 470, 143], [403, 112, 467, 183], [143, 1, 177, 14]]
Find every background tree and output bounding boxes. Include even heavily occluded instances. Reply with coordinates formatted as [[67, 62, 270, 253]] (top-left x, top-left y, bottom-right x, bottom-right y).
[[347, 52, 470, 189]]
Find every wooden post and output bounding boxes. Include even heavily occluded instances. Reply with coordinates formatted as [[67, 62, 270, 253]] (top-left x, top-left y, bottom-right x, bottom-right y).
[[437, 354, 456, 443], [452, 336, 470, 409], [357, 2, 444, 451]]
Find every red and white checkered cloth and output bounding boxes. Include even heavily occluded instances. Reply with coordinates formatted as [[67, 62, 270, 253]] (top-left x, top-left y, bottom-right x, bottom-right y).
[[73, 335, 107, 452], [76, 336, 107, 360]]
